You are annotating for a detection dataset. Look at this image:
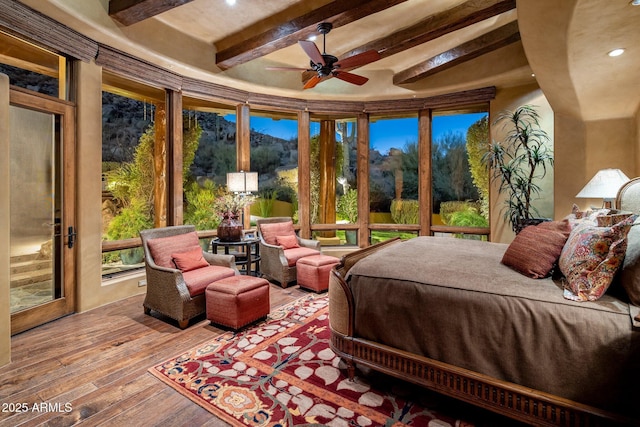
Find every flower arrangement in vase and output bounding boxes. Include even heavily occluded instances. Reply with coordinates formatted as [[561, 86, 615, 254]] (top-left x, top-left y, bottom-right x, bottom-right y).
[[213, 192, 256, 241]]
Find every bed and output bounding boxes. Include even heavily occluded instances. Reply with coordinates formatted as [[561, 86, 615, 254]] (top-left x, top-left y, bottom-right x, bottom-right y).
[[329, 180, 640, 427]]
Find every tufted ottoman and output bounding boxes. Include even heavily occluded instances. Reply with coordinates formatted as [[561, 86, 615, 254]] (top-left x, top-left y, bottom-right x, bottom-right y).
[[296, 254, 340, 293], [205, 276, 270, 329]]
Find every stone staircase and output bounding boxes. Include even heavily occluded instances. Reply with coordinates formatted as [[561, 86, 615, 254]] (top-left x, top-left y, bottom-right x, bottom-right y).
[[10, 253, 52, 289]]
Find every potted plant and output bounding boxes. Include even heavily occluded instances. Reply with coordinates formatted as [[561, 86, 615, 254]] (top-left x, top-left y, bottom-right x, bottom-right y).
[[337, 188, 358, 244], [483, 105, 553, 233]]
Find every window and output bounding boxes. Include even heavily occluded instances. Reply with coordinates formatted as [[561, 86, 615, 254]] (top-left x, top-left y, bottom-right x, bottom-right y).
[[310, 117, 358, 245], [182, 98, 237, 233], [368, 115, 419, 243], [0, 30, 64, 98], [250, 112, 298, 221], [101, 73, 164, 276], [432, 110, 489, 239]]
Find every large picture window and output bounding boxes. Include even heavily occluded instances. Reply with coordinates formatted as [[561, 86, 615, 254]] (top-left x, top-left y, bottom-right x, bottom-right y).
[[101, 74, 164, 276], [432, 110, 489, 239], [182, 99, 237, 234], [369, 115, 419, 243], [309, 117, 358, 245], [250, 112, 298, 222]]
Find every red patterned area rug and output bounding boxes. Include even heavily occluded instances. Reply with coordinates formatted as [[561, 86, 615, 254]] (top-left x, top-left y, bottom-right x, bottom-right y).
[[149, 294, 504, 426]]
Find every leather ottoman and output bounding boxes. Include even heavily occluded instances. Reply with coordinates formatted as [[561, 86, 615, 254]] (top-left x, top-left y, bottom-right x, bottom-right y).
[[296, 254, 340, 292], [205, 276, 270, 329]]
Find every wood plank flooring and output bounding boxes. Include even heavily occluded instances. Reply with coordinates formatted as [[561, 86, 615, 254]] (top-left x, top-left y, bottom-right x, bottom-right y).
[[0, 283, 307, 427]]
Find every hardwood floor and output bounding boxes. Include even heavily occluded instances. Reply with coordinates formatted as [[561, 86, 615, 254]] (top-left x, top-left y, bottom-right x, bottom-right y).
[[0, 283, 308, 427]]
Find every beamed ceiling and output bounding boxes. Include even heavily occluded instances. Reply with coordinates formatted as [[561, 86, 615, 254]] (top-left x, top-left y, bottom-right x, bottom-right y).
[[13, 0, 640, 121]]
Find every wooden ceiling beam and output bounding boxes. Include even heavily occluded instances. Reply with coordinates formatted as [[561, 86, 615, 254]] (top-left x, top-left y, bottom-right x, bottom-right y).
[[341, 0, 515, 62], [215, 0, 408, 71], [109, 0, 194, 26], [393, 21, 521, 85]]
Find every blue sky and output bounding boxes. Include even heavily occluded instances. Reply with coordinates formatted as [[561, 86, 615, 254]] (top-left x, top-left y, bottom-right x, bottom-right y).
[[228, 113, 487, 154]]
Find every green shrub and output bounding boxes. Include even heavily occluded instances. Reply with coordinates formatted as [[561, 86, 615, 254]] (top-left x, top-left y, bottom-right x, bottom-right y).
[[105, 199, 153, 240], [258, 189, 278, 217], [440, 200, 480, 225], [390, 199, 419, 224], [337, 188, 358, 223], [184, 180, 222, 230], [448, 206, 488, 241]]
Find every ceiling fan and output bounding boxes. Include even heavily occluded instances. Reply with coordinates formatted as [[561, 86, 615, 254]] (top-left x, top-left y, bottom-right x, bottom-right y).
[[267, 22, 381, 89]]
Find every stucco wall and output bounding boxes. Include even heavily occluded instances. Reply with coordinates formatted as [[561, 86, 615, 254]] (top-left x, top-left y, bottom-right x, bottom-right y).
[[75, 60, 145, 313], [555, 116, 638, 216], [490, 84, 554, 243], [636, 107, 640, 173], [553, 112, 587, 219], [0, 74, 10, 366]]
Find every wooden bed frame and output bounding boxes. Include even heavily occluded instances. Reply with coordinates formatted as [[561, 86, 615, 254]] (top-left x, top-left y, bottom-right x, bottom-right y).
[[328, 238, 637, 427]]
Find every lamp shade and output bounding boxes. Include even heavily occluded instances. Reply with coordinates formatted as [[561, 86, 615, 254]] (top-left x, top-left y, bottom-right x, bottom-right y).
[[576, 168, 630, 200], [227, 171, 258, 193]]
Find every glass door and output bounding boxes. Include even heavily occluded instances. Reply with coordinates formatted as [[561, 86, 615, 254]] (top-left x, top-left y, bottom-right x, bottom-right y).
[[9, 89, 75, 335]]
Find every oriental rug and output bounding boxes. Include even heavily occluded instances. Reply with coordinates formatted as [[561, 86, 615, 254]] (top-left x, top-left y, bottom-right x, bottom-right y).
[[149, 294, 485, 426]]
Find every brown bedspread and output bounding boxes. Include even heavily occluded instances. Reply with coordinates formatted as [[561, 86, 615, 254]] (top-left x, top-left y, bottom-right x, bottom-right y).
[[347, 237, 639, 414]]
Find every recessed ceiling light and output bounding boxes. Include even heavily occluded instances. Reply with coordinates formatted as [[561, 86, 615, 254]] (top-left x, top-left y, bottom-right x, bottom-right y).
[[608, 48, 625, 57], [531, 73, 535, 77], [308, 35, 317, 41], [631, 0, 640, 6], [226, 0, 236, 5]]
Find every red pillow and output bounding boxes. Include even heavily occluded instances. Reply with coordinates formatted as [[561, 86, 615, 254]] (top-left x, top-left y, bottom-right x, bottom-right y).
[[260, 221, 296, 245], [147, 231, 200, 268], [171, 246, 209, 272], [276, 234, 299, 249], [502, 220, 571, 278]]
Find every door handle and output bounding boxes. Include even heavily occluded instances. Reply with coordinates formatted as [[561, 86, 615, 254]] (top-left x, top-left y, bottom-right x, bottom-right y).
[[66, 226, 77, 249]]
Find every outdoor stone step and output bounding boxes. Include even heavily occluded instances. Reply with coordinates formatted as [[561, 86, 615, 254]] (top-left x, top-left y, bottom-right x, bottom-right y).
[[10, 253, 42, 264], [10, 259, 52, 275], [10, 270, 52, 289]]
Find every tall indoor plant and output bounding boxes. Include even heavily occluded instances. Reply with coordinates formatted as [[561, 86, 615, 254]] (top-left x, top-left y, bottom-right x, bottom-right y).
[[484, 105, 553, 233]]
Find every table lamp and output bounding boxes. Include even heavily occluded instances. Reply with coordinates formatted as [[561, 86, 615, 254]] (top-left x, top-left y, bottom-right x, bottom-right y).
[[227, 171, 258, 194], [576, 168, 630, 208]]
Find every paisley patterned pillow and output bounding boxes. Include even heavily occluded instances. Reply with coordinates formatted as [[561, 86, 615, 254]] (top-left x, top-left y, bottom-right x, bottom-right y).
[[559, 215, 637, 301], [563, 204, 610, 229]]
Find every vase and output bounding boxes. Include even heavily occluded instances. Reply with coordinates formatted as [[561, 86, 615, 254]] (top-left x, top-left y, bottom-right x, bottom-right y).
[[217, 215, 243, 242], [345, 230, 358, 245]]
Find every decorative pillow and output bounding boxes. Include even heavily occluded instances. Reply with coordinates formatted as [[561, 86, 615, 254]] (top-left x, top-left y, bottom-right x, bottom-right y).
[[171, 246, 209, 272], [596, 211, 633, 227], [559, 215, 637, 301], [502, 220, 571, 278], [619, 217, 640, 306], [259, 220, 296, 245], [147, 231, 201, 268], [276, 234, 299, 249], [563, 204, 610, 229]]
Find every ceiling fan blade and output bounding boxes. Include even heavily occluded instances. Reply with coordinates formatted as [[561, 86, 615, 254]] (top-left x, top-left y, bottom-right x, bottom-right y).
[[303, 74, 323, 90], [334, 50, 380, 69], [265, 66, 310, 71], [299, 40, 325, 66], [334, 71, 369, 86]]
